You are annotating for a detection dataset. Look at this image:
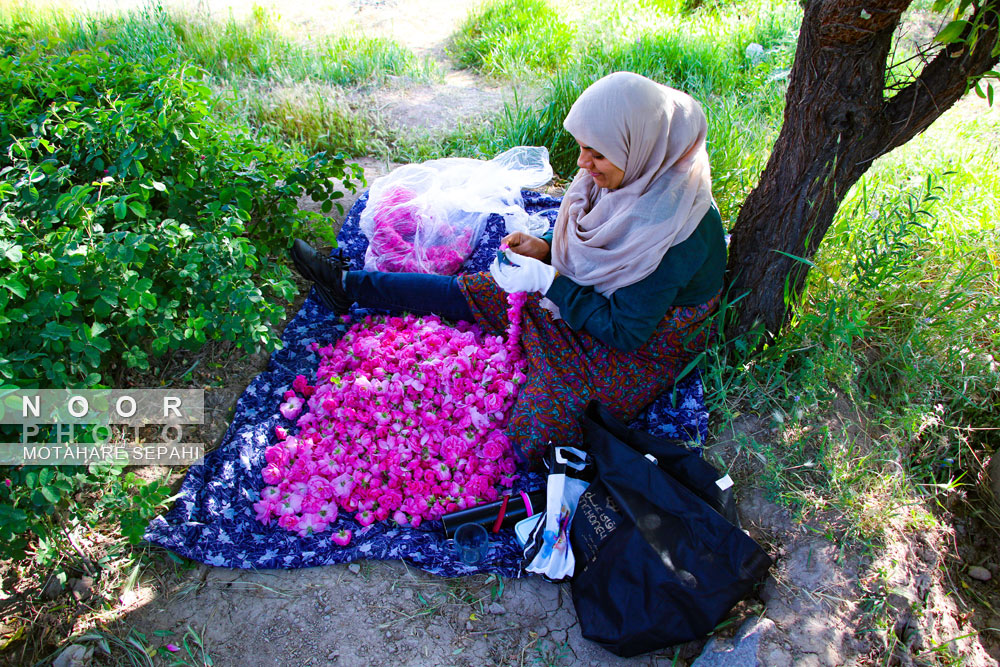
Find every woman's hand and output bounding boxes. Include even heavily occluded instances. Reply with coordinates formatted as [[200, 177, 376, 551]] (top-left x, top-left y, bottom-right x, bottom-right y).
[[501, 232, 550, 261], [490, 250, 557, 295]]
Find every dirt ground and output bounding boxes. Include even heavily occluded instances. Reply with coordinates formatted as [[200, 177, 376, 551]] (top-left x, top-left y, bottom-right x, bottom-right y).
[[27, 1, 1000, 665]]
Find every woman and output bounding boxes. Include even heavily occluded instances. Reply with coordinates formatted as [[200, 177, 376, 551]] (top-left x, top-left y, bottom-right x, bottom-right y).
[[292, 72, 726, 466]]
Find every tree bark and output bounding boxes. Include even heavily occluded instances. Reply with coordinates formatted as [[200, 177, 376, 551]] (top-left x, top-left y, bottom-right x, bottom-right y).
[[726, 0, 999, 339]]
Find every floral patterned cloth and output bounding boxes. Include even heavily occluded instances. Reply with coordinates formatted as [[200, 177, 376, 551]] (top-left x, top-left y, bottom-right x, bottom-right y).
[[458, 273, 718, 465], [143, 190, 708, 577]]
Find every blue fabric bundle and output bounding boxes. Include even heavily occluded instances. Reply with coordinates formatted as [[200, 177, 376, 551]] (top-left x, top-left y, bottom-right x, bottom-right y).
[[143, 190, 708, 576]]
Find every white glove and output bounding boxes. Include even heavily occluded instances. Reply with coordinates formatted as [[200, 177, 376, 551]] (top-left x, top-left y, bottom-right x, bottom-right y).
[[489, 249, 557, 294]]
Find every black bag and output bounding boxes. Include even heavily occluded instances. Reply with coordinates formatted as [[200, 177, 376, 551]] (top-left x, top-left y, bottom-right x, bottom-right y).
[[570, 401, 772, 657]]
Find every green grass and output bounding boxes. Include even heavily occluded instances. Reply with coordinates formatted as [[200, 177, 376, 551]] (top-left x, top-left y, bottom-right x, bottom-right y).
[[447, 0, 575, 78], [218, 82, 392, 159], [703, 110, 1000, 541], [0, 1, 429, 86]]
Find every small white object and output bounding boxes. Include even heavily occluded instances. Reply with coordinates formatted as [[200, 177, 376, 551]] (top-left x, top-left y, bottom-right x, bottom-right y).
[[860, 9, 872, 19], [745, 43, 765, 65], [715, 474, 734, 491], [644, 453, 659, 465], [490, 250, 557, 295]]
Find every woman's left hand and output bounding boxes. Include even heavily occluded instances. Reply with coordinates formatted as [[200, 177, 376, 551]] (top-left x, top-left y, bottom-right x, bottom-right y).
[[490, 250, 557, 294]]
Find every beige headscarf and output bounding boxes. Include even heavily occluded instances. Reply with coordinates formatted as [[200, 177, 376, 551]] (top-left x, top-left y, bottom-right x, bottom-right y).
[[545, 72, 713, 312]]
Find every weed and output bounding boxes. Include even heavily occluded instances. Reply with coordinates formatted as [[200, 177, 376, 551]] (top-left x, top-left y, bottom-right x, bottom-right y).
[[530, 637, 571, 666]]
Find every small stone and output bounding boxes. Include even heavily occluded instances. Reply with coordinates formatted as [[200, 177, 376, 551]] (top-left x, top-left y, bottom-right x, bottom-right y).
[[327, 651, 338, 660], [536, 626, 548, 637], [465, 621, 474, 631], [69, 576, 93, 602], [968, 566, 992, 582], [488, 602, 506, 615], [52, 643, 92, 667], [42, 577, 63, 601], [348, 563, 361, 575]]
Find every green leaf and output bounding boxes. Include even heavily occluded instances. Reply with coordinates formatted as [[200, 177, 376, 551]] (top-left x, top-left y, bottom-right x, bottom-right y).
[[152, 181, 166, 192], [5, 245, 23, 263], [935, 20, 969, 44], [128, 202, 147, 219], [3, 279, 27, 299], [90, 336, 112, 353], [42, 322, 74, 339], [114, 200, 127, 220], [0, 504, 29, 528], [39, 486, 60, 504]]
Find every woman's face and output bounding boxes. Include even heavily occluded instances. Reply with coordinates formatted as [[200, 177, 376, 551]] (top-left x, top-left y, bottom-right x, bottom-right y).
[[576, 140, 625, 190]]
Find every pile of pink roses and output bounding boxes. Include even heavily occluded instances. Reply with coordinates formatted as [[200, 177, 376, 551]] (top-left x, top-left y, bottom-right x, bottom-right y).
[[254, 293, 529, 544], [365, 186, 476, 274]]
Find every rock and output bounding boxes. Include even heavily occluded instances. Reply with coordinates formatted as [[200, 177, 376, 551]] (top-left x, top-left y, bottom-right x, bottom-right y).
[[69, 576, 94, 602], [968, 566, 992, 582], [487, 602, 506, 615], [42, 577, 64, 601], [348, 563, 361, 575], [692, 617, 785, 667], [536, 626, 548, 637], [53, 643, 93, 667]]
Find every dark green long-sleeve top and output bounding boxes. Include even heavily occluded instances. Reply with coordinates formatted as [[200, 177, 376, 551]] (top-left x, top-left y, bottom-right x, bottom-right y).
[[540, 205, 726, 353]]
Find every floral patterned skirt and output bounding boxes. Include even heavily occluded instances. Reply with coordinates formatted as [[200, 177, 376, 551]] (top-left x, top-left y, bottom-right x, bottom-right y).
[[457, 272, 719, 468]]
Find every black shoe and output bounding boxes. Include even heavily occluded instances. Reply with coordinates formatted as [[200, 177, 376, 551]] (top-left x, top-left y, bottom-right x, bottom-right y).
[[290, 239, 352, 314]]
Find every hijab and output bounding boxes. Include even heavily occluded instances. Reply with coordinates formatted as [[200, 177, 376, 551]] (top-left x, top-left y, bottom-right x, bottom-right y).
[[545, 72, 713, 312]]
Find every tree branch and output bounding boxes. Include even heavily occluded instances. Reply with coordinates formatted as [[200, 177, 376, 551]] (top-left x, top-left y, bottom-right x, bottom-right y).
[[881, 0, 1000, 155]]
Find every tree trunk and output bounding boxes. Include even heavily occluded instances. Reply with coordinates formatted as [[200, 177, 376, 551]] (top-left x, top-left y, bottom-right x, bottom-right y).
[[726, 0, 999, 339]]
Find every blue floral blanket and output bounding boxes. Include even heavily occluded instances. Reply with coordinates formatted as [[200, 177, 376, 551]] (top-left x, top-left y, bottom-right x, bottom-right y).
[[143, 190, 708, 577]]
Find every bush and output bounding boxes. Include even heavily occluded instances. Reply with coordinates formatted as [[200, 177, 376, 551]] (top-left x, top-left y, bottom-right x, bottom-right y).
[[0, 45, 360, 388]]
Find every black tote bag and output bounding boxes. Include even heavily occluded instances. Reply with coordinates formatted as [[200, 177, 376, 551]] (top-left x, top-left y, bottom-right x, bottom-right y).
[[570, 401, 772, 657]]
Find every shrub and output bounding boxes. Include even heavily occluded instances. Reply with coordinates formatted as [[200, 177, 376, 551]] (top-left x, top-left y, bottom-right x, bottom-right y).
[[0, 45, 360, 389]]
